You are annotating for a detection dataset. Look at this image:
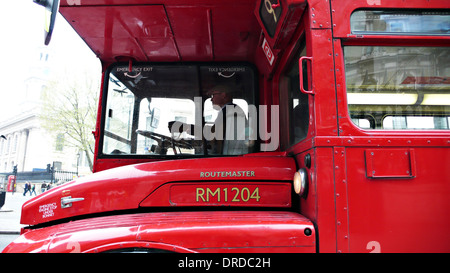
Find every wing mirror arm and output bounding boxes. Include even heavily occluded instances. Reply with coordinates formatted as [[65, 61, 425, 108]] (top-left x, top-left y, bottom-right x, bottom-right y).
[[33, 0, 60, 45]]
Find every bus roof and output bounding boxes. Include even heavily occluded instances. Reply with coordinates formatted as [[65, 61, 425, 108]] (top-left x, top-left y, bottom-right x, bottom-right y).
[[59, 0, 261, 63]]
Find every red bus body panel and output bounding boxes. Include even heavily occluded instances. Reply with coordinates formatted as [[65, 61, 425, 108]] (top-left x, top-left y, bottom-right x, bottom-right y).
[[291, 0, 450, 253], [59, 0, 261, 64], [344, 146, 450, 252], [4, 211, 315, 253]]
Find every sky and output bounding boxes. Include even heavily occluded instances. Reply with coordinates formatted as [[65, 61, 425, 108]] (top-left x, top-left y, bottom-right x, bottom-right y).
[[0, 0, 101, 123]]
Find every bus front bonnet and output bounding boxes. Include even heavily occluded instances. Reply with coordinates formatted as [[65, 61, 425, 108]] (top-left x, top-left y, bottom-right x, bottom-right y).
[[20, 156, 296, 226]]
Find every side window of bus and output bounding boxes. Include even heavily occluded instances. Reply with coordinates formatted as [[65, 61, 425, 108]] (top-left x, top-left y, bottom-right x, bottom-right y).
[[344, 46, 450, 130], [280, 43, 310, 149], [345, 11, 450, 130]]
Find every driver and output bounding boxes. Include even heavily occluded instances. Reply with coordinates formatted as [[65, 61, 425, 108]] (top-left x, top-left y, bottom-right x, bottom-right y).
[[169, 85, 249, 155]]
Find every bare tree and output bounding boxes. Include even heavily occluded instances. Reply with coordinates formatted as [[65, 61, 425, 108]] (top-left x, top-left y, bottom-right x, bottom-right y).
[[40, 69, 99, 171]]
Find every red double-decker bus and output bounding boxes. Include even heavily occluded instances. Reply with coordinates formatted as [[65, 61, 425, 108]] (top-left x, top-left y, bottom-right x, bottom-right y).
[[3, 0, 449, 254]]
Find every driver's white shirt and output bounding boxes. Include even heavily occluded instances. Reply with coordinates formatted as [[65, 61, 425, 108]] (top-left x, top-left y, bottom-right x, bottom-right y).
[[206, 103, 251, 155]]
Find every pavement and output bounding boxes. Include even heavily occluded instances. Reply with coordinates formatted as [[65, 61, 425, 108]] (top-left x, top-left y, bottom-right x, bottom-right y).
[[0, 191, 38, 234], [0, 192, 38, 252]]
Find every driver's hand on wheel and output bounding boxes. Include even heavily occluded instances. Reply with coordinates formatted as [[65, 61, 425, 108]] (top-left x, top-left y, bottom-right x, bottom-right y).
[[168, 121, 184, 133]]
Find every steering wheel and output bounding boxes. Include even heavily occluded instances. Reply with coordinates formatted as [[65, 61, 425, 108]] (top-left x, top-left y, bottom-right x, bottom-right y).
[[136, 130, 193, 154]]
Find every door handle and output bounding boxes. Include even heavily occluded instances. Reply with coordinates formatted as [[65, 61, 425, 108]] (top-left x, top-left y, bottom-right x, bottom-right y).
[[61, 196, 84, 208], [299, 56, 314, 95]]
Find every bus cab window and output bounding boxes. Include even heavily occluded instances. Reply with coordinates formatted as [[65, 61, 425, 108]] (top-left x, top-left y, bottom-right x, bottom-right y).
[[101, 64, 257, 157]]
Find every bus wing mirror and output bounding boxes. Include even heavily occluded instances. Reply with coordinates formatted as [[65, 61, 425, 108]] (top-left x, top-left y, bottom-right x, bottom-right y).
[[299, 56, 313, 95], [34, 0, 60, 45]]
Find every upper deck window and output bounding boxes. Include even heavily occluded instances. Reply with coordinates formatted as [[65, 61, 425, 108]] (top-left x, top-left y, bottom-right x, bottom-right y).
[[351, 10, 450, 35], [101, 63, 257, 157]]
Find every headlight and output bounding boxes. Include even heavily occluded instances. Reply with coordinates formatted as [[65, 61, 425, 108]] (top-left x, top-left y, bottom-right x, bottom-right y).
[[293, 168, 308, 196]]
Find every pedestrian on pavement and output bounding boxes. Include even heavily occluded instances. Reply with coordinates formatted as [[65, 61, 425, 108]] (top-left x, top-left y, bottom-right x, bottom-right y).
[[30, 184, 36, 196], [41, 182, 47, 194], [23, 182, 30, 196]]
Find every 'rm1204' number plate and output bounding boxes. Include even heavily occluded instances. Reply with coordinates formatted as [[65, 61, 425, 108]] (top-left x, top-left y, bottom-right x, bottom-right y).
[[196, 187, 260, 202], [169, 183, 291, 207]]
